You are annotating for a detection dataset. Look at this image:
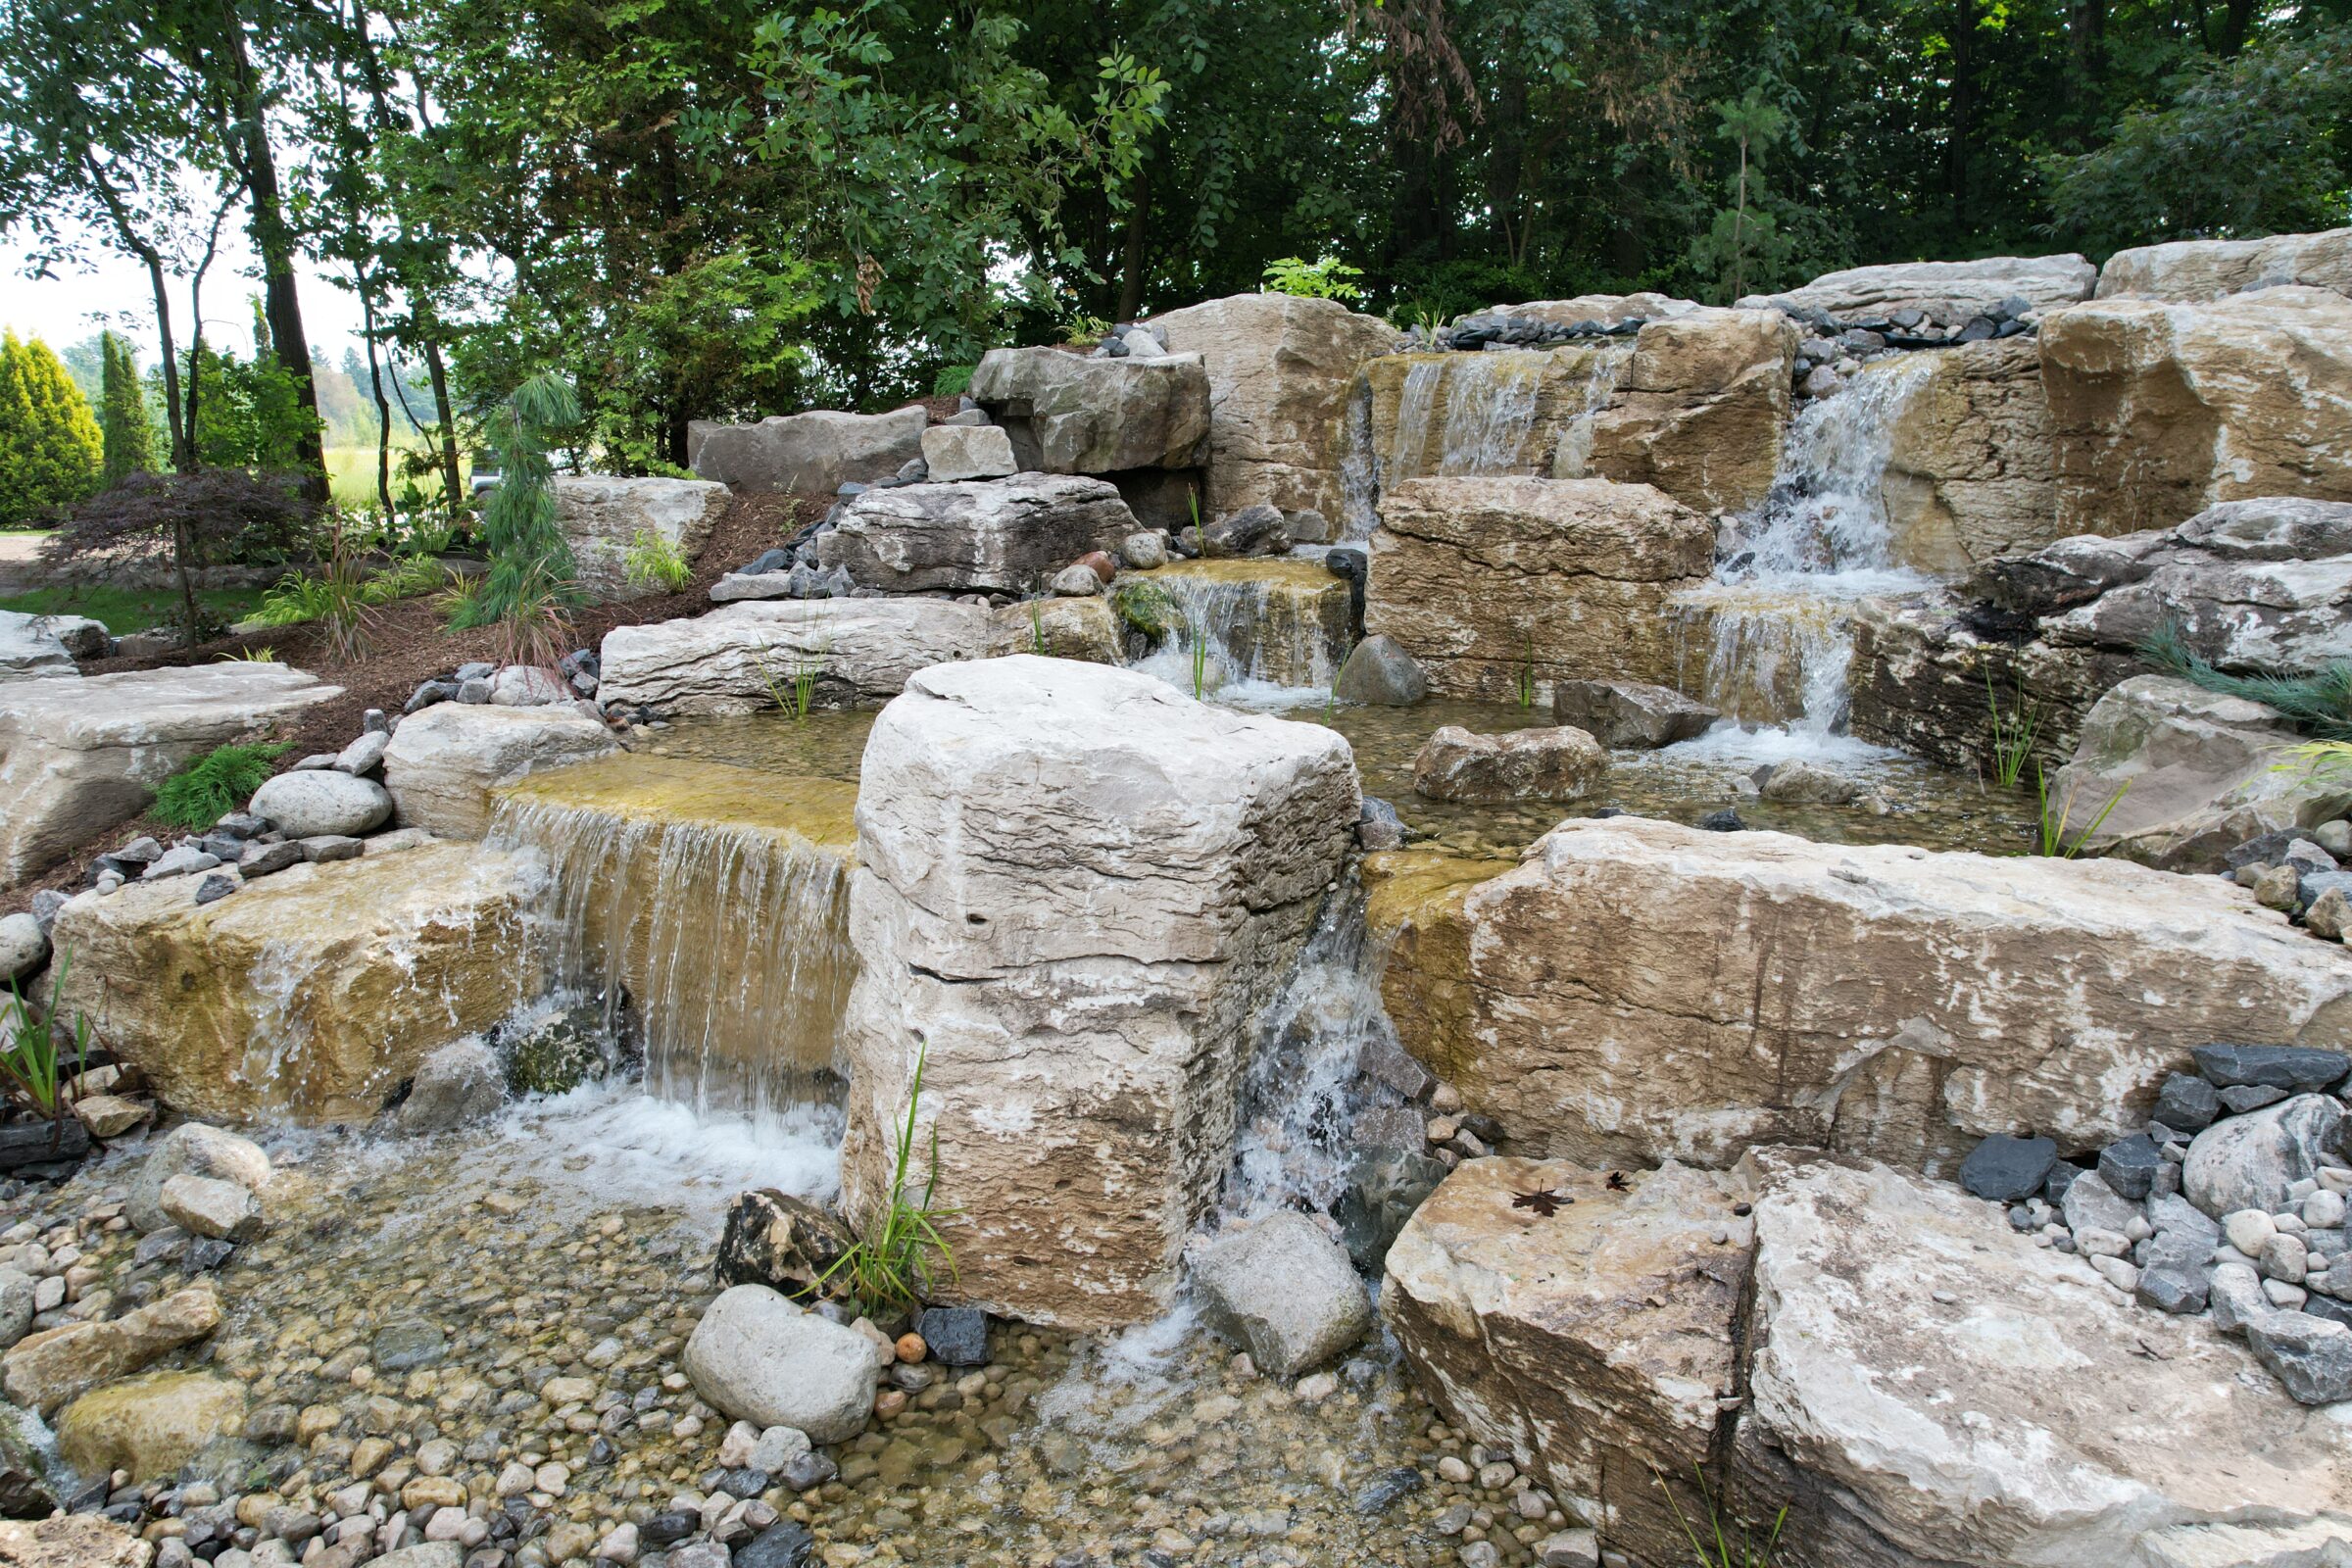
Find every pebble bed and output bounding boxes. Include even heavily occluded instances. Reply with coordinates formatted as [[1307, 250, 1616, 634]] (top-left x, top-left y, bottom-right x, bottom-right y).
[[3, 1088, 1591, 1568]]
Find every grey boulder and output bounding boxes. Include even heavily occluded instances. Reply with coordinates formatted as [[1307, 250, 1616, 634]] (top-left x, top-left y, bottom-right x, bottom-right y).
[[1333, 635, 1429, 707], [248, 770, 392, 839], [2184, 1094, 2343, 1218], [127, 1123, 271, 1234], [1194, 1212, 1373, 1380], [683, 1284, 880, 1444], [398, 1039, 508, 1134], [0, 913, 47, 984], [1549, 680, 1717, 749]]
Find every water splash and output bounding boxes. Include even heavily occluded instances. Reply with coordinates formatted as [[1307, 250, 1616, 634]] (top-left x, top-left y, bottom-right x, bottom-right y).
[[1131, 560, 1352, 697], [486, 757, 858, 1125], [1549, 342, 1632, 479], [1683, 355, 1940, 736]]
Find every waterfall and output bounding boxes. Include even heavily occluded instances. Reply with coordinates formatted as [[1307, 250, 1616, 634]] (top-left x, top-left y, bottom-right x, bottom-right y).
[[1133, 560, 1352, 698], [1678, 355, 1938, 736], [486, 755, 858, 1123], [1549, 341, 1633, 479]]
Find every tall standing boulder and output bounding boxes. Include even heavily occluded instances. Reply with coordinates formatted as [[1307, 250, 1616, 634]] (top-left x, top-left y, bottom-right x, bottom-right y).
[[1364, 476, 1713, 703], [1589, 307, 1799, 514], [552, 476, 729, 602], [967, 347, 1209, 473], [687, 407, 927, 494], [2039, 286, 2352, 536], [1151, 293, 1399, 520], [839, 657, 1358, 1329]]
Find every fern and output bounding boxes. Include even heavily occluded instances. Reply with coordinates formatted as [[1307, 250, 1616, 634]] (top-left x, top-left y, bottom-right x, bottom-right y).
[[154, 742, 291, 831], [2138, 622, 2352, 739]]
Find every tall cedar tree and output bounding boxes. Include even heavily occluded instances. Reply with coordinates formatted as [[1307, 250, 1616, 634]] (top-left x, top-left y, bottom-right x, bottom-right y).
[[97, 329, 156, 485], [0, 330, 101, 526]]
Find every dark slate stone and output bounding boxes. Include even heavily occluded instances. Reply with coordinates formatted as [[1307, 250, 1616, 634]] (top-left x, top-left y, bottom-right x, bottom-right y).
[[133, 1229, 187, 1267], [193, 874, 236, 906], [2153, 1072, 2221, 1133], [712, 1468, 768, 1498], [915, 1305, 990, 1367], [2305, 1294, 2352, 1330], [240, 841, 305, 878], [778, 1451, 836, 1492], [1334, 1148, 1447, 1272], [745, 548, 794, 576], [2297, 870, 2352, 913], [1957, 317, 1997, 342], [2225, 831, 2304, 871], [2041, 1162, 2084, 1203], [2097, 1133, 2164, 1200], [185, 1238, 234, 1272], [1354, 1466, 1425, 1515], [736, 1522, 816, 1568], [1458, 1112, 1506, 1145], [2195, 1044, 2352, 1092], [1695, 808, 1745, 833], [1357, 1030, 1431, 1101], [2220, 1084, 2289, 1113], [1959, 1135, 2057, 1201], [2134, 1266, 2210, 1315], [1355, 797, 1404, 854], [640, 1511, 698, 1547]]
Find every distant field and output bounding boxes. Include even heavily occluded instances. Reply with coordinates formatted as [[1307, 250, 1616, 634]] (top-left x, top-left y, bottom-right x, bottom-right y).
[[325, 443, 467, 512]]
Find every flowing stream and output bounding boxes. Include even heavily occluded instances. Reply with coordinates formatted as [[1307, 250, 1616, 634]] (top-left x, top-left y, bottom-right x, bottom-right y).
[[1675, 354, 1939, 738], [1130, 559, 1353, 700]]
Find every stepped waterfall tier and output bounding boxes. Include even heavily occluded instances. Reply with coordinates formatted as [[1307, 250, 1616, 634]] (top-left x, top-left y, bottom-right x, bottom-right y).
[[1130, 558, 1354, 694], [487, 753, 858, 1120]]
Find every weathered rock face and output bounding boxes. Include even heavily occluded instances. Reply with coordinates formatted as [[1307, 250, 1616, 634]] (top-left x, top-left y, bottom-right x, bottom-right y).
[[2096, 227, 2352, 303], [1383, 816, 2352, 1175], [1140, 559, 1355, 689], [0, 612, 80, 683], [1365, 477, 1713, 703], [0, 663, 342, 883], [1384, 1156, 1755, 1553], [687, 407, 926, 493], [1588, 308, 1798, 514], [1848, 498, 2352, 767], [984, 596, 1119, 664], [1356, 345, 1634, 485], [551, 476, 729, 602], [968, 347, 1210, 472], [381, 703, 621, 839], [808, 474, 1139, 595], [3, 1285, 220, 1415], [2048, 675, 2348, 871], [839, 658, 1357, 1329], [48, 844, 544, 1124], [596, 599, 991, 716], [1151, 293, 1400, 519], [2040, 286, 2352, 535], [1549, 680, 1717, 749], [56, 1371, 243, 1482], [1737, 1158, 2352, 1568], [1498, 292, 1698, 326], [1740, 254, 2097, 318], [917, 423, 1015, 482], [1410, 725, 1605, 803], [1879, 336, 2060, 569]]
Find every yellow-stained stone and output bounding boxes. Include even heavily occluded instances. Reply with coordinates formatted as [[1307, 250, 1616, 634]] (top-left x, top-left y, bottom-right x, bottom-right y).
[[1362, 849, 1513, 1087], [56, 1371, 243, 1481]]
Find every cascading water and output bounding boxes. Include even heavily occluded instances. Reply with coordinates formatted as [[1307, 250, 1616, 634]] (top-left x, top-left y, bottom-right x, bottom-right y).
[[485, 756, 858, 1125], [1676, 353, 1939, 737], [1133, 559, 1353, 699]]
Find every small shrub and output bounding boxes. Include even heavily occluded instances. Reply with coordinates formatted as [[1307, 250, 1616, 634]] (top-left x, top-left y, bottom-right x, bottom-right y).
[[1262, 255, 1366, 301], [932, 364, 976, 398], [622, 528, 694, 594], [1, 951, 91, 1125], [820, 1040, 957, 1317], [153, 741, 291, 831]]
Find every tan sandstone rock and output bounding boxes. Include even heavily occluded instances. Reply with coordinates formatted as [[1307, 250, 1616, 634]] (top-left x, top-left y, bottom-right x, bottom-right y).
[[1356, 345, 1634, 484], [596, 598, 992, 716], [2049, 675, 2351, 871], [968, 346, 1210, 472], [381, 702, 620, 838], [839, 658, 1357, 1329], [3, 1285, 220, 1415], [0, 662, 341, 883], [1151, 293, 1400, 519], [552, 476, 729, 602], [0, 1515, 154, 1568], [48, 844, 544, 1123], [687, 406, 926, 493], [808, 473, 1140, 596], [2040, 285, 2352, 535], [2096, 227, 2352, 303], [56, 1371, 244, 1482], [1364, 476, 1713, 703], [1383, 815, 2352, 1175], [1140, 559, 1354, 689], [1588, 307, 1798, 514], [985, 595, 1120, 664], [1384, 1156, 1755, 1552], [1363, 849, 1518, 1091], [1880, 335, 2061, 568], [1410, 725, 1605, 803], [1740, 254, 2096, 318], [1736, 1158, 2352, 1566]]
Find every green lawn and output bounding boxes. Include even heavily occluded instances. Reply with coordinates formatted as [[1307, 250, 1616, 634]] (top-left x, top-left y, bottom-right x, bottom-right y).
[[0, 527, 53, 538], [0, 582, 270, 635]]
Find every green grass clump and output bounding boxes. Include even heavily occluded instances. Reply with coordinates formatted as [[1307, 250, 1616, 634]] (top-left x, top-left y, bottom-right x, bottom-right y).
[[1657, 1464, 1785, 1568], [820, 1041, 958, 1318], [153, 741, 291, 831], [1984, 663, 2045, 788], [2, 950, 91, 1124], [0, 584, 267, 635], [622, 528, 694, 594]]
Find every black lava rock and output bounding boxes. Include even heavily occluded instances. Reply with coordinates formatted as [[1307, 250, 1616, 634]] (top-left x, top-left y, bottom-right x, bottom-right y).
[[1696, 808, 1744, 833], [916, 1304, 991, 1367], [2041, 1162, 2084, 1203], [2097, 1133, 2164, 1200], [2193, 1044, 2351, 1093], [737, 1522, 816, 1568], [641, 1511, 699, 1547], [745, 548, 794, 575], [1959, 1135, 2057, 1201], [1353, 1466, 1426, 1516], [2153, 1072, 2221, 1133]]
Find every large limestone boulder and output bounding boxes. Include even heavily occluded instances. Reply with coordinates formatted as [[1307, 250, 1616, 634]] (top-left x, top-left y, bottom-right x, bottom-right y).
[[56, 1371, 243, 1482], [967, 346, 1209, 472], [808, 473, 1139, 596], [48, 844, 544, 1123], [0, 663, 341, 883], [0, 612, 79, 683], [1737, 1158, 2352, 1566], [1496, 292, 1698, 326], [1384, 1156, 1756, 1552], [3, 1285, 220, 1416], [1140, 559, 1354, 689], [381, 702, 620, 838], [552, 476, 729, 602], [1880, 335, 2060, 569], [2096, 227, 2352, 303], [1588, 307, 1798, 514], [2048, 675, 2349, 871], [1151, 293, 1400, 519], [1382, 815, 2352, 1174], [1364, 477, 1713, 703], [839, 658, 1358, 1329], [1740, 254, 2096, 319], [596, 599, 990, 716], [1193, 1213, 1373, 1379], [683, 1285, 880, 1444], [984, 596, 1119, 664], [2040, 285, 2352, 535], [687, 406, 926, 493]]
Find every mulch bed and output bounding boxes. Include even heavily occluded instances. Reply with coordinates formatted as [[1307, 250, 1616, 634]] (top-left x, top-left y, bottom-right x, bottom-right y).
[[1, 491, 819, 914]]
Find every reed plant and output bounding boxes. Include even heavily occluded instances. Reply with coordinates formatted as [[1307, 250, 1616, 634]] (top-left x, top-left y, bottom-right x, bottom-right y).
[[1, 950, 91, 1125], [1984, 663, 2044, 787], [1656, 1465, 1785, 1568], [2034, 764, 2129, 858], [821, 1041, 957, 1317]]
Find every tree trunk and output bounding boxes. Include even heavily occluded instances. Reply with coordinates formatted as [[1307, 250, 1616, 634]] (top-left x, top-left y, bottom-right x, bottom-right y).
[[1948, 0, 1975, 237], [144, 251, 189, 472], [2221, 0, 2254, 54], [2071, 0, 2108, 80], [360, 280, 394, 521], [225, 22, 328, 504], [423, 336, 465, 518], [1114, 163, 1151, 323]]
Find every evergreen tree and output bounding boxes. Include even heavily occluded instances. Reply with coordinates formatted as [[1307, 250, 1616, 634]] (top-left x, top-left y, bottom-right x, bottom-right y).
[[98, 330, 155, 485], [0, 329, 102, 526]]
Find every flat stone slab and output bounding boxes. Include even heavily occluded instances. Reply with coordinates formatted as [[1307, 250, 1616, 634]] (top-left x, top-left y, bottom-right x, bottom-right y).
[[596, 599, 992, 716], [687, 407, 926, 494]]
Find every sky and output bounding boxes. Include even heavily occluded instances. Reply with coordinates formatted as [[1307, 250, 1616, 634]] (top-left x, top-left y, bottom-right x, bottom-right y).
[[0, 217, 369, 365]]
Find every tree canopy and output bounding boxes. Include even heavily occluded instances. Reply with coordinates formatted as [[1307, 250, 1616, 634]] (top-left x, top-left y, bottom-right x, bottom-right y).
[[2, 0, 2346, 485]]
